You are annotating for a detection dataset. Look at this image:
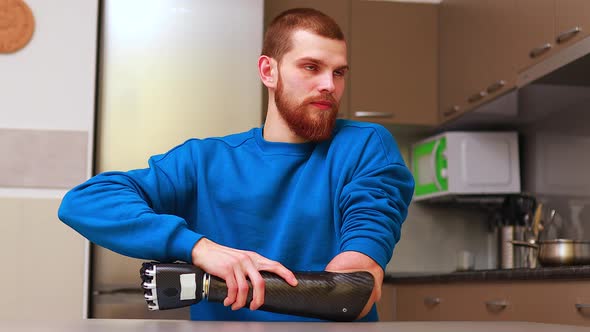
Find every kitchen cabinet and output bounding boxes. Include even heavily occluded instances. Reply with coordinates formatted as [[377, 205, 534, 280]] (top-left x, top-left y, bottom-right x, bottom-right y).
[[383, 280, 590, 326], [556, 0, 590, 45], [515, 0, 590, 73], [439, 0, 590, 125], [438, 0, 471, 122], [350, 0, 438, 126], [439, 0, 517, 123], [513, 0, 555, 71], [377, 284, 396, 321], [264, 0, 352, 118]]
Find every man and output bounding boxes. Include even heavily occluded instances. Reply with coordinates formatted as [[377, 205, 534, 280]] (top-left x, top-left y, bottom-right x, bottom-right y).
[[58, 8, 414, 321]]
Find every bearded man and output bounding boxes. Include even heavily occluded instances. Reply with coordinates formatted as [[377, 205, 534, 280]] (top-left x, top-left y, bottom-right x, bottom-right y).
[[58, 8, 414, 322]]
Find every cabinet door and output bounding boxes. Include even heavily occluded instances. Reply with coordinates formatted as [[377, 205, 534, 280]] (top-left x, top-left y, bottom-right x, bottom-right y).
[[377, 284, 396, 321], [350, 0, 438, 125], [461, 0, 517, 110], [439, 0, 471, 122], [439, 0, 517, 123], [514, 0, 555, 72], [264, 0, 351, 118], [555, 0, 590, 46]]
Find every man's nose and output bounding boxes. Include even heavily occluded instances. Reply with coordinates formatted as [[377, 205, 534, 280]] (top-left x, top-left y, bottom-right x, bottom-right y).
[[317, 72, 336, 93]]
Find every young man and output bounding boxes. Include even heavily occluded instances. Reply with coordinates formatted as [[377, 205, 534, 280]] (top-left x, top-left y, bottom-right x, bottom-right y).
[[58, 8, 414, 321]]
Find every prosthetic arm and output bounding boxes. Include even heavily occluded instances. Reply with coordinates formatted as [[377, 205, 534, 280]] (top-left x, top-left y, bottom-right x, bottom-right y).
[[140, 262, 374, 321]]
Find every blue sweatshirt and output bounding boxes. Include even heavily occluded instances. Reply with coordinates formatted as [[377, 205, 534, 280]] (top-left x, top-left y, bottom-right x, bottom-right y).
[[58, 119, 414, 321]]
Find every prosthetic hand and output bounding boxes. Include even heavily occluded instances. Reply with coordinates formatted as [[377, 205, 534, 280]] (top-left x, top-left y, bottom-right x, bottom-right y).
[[140, 262, 374, 321]]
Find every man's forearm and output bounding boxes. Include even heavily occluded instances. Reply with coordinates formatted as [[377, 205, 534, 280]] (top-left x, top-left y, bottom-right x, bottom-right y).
[[325, 251, 384, 319]]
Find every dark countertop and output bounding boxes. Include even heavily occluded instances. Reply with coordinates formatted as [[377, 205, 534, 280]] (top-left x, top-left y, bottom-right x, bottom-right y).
[[384, 265, 590, 284]]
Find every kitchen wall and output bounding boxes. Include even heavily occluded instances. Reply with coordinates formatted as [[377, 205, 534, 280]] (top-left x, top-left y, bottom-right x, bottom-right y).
[[520, 83, 590, 242], [0, 0, 98, 320], [384, 133, 493, 273]]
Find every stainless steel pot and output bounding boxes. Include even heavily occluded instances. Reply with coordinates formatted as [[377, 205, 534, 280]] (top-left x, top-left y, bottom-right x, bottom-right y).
[[511, 239, 575, 267], [537, 239, 574, 266]]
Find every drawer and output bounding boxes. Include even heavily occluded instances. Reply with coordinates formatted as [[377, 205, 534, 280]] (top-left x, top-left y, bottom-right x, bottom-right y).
[[396, 283, 518, 321], [393, 281, 590, 326], [506, 281, 590, 326]]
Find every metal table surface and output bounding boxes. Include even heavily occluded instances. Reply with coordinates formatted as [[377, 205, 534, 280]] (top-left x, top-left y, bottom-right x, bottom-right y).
[[1, 320, 587, 332]]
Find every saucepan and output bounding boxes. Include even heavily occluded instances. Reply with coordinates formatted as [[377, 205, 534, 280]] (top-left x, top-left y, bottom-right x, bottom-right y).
[[511, 239, 578, 267]]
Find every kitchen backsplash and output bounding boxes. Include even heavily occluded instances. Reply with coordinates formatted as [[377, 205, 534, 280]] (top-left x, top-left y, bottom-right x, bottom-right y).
[[520, 84, 590, 242]]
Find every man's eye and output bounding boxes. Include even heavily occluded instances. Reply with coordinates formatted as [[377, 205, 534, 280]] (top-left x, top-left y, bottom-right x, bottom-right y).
[[304, 65, 317, 71], [334, 70, 345, 77]]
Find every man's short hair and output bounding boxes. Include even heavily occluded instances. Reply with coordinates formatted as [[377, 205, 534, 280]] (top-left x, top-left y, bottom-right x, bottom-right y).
[[262, 8, 344, 63]]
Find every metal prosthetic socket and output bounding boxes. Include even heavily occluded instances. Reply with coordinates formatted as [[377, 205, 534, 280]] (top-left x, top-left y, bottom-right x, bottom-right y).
[[140, 262, 375, 321]]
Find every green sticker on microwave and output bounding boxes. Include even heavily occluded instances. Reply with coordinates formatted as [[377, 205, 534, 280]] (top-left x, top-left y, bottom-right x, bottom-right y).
[[412, 137, 448, 197]]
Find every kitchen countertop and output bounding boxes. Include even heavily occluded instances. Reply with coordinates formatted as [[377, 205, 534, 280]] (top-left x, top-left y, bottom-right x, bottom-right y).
[[384, 265, 590, 284], [1, 319, 587, 332]]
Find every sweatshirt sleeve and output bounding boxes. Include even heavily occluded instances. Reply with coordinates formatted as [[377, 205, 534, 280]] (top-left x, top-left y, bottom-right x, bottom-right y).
[[57, 141, 203, 263], [338, 127, 415, 271]]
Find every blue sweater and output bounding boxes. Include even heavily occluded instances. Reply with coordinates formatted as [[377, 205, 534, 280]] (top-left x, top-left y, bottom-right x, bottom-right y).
[[58, 119, 414, 321]]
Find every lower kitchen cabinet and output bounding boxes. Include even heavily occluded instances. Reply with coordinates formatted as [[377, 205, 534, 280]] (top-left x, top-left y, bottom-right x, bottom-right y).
[[378, 280, 590, 326]]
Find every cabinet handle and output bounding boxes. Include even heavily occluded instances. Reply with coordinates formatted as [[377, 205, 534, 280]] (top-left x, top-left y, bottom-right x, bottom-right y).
[[423, 296, 441, 306], [467, 91, 487, 103], [354, 111, 393, 118], [556, 26, 582, 44], [529, 43, 552, 58], [486, 80, 506, 94], [442, 105, 460, 117], [485, 300, 509, 311], [575, 303, 590, 311]]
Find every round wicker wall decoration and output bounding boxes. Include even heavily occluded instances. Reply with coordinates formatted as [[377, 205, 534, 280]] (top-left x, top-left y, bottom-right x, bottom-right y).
[[0, 0, 35, 53]]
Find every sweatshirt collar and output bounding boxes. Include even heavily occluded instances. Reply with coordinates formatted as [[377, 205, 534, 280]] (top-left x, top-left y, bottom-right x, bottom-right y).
[[254, 127, 316, 155]]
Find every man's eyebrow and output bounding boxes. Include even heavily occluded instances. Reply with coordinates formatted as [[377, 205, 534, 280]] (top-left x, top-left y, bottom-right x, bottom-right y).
[[297, 57, 349, 71]]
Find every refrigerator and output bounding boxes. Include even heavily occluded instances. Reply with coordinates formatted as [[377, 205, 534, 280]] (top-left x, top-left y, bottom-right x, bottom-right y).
[[91, 0, 264, 319]]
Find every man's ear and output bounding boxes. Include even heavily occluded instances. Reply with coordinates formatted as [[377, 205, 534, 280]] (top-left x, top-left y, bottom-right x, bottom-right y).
[[258, 55, 277, 89]]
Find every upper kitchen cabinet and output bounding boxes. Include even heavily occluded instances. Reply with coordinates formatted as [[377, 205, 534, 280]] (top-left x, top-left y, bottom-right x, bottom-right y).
[[439, 0, 517, 123], [439, 0, 471, 122], [264, 0, 352, 118], [515, 0, 590, 73], [350, 0, 438, 126], [514, 0, 559, 71], [555, 0, 590, 46]]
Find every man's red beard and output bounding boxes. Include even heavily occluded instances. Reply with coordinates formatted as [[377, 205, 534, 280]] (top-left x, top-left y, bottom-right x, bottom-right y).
[[274, 75, 339, 142]]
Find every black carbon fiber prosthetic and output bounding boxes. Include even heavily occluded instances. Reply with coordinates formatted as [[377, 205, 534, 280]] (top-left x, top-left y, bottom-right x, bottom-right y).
[[207, 270, 374, 321], [140, 262, 374, 321], [140, 262, 205, 310]]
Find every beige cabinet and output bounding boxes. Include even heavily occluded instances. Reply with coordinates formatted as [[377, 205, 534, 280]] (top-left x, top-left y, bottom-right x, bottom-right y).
[[556, 0, 590, 44], [439, 0, 517, 123], [381, 280, 590, 326], [439, 0, 590, 124], [513, 0, 555, 71], [350, 0, 438, 126], [377, 283, 396, 321], [264, 0, 352, 118], [515, 0, 590, 72], [438, 0, 470, 121]]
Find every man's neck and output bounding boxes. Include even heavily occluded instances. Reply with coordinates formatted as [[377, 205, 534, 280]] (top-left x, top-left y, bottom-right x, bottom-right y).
[[263, 105, 307, 143]]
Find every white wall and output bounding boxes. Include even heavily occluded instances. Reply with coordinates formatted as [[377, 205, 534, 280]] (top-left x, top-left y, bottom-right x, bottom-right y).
[[0, 0, 98, 320]]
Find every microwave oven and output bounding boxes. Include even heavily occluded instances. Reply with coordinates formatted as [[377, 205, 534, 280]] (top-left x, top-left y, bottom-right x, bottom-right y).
[[411, 131, 521, 201]]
